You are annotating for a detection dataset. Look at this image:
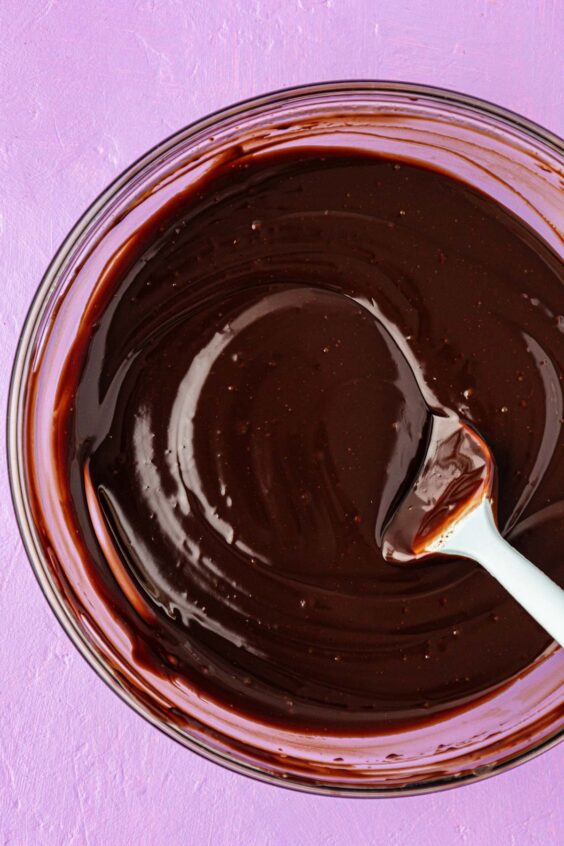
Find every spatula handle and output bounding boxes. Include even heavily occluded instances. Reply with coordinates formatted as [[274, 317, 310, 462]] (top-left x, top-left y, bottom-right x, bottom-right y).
[[439, 499, 564, 647]]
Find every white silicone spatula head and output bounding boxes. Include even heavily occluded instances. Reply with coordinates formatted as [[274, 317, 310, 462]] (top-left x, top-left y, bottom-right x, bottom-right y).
[[382, 414, 564, 646]]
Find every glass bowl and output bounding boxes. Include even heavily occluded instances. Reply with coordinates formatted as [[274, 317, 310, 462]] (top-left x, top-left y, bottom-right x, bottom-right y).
[[8, 82, 564, 796]]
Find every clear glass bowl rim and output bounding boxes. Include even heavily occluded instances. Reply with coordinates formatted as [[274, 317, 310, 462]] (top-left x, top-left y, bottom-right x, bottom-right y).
[[7, 80, 564, 798]]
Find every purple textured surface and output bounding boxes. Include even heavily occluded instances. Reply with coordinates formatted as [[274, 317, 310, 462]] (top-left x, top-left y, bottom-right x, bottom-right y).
[[1, 2, 563, 844]]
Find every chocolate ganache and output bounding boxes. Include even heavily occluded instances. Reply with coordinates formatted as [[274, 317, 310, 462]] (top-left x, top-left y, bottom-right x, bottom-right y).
[[56, 149, 564, 731]]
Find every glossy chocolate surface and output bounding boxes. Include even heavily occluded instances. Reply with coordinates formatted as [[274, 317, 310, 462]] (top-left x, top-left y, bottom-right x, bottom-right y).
[[57, 149, 564, 730]]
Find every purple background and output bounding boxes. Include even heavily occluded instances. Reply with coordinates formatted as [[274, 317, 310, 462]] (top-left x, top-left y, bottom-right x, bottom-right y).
[[1, 2, 562, 843]]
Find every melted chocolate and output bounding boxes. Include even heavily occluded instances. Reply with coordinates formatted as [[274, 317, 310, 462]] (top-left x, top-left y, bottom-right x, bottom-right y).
[[60, 150, 564, 731]]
